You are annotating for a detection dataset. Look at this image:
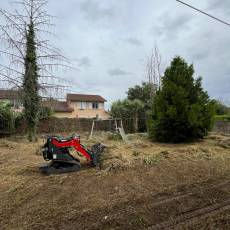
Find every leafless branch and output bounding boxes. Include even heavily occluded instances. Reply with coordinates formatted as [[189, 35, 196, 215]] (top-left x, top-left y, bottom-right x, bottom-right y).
[[146, 44, 162, 97], [0, 0, 72, 97], [0, 72, 22, 88]]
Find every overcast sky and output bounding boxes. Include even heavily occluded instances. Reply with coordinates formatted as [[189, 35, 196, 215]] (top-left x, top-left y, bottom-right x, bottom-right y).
[[1, 0, 230, 107]]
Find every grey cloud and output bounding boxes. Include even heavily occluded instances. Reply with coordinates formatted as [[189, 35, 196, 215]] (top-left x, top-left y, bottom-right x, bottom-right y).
[[154, 13, 192, 39], [80, 0, 115, 21], [190, 52, 207, 61], [52, 0, 230, 106], [74, 57, 91, 68], [124, 37, 143, 46], [78, 57, 91, 67], [188, 43, 210, 61], [207, 0, 230, 14], [2, 0, 230, 106], [187, 22, 230, 62], [108, 68, 132, 76]]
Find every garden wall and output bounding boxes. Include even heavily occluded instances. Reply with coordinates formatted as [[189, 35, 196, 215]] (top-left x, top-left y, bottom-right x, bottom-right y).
[[5, 118, 230, 136], [15, 118, 139, 134]]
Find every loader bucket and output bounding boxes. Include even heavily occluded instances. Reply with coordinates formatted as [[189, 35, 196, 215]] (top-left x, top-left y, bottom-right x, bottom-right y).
[[90, 143, 106, 167]]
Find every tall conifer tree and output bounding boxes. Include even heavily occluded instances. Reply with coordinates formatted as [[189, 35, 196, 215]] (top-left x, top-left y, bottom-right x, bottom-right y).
[[147, 56, 214, 142]]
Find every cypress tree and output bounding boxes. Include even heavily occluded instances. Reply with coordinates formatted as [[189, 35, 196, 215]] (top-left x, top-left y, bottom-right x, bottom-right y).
[[23, 21, 40, 141], [147, 56, 214, 142]]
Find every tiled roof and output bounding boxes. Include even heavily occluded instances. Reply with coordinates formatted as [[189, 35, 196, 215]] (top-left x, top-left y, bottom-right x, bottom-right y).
[[67, 94, 107, 102], [42, 101, 73, 113], [0, 89, 21, 99]]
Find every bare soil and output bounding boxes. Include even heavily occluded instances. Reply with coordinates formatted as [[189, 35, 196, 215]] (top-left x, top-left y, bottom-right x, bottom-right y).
[[0, 132, 230, 229]]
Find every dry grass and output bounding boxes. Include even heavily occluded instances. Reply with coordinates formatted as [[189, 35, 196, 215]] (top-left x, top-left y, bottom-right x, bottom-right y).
[[0, 132, 230, 229]]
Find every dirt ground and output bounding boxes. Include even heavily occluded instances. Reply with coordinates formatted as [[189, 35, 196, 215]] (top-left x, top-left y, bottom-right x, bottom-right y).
[[0, 132, 230, 230]]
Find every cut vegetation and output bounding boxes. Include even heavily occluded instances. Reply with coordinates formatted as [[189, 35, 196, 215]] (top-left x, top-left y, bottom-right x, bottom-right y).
[[0, 132, 230, 229]]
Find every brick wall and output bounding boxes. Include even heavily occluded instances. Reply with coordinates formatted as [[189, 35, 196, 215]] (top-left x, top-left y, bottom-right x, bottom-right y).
[[13, 118, 230, 135], [16, 118, 122, 134], [36, 118, 135, 134]]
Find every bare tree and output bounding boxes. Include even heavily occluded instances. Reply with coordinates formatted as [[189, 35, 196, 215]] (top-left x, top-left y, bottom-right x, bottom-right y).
[[146, 45, 162, 97], [0, 0, 70, 141]]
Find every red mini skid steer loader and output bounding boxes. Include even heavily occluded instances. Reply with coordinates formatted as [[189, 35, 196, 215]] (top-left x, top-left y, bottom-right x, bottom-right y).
[[40, 134, 105, 175]]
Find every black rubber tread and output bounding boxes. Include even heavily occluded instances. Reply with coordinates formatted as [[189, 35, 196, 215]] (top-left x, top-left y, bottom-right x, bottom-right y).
[[40, 163, 81, 175]]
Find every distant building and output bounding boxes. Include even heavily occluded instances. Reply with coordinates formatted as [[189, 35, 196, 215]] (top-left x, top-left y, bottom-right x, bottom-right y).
[[54, 94, 109, 119], [0, 89, 110, 119]]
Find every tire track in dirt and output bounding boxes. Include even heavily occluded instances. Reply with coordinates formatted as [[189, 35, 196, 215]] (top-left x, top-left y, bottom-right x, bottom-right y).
[[105, 193, 192, 222], [54, 177, 230, 230], [145, 199, 230, 230], [142, 179, 230, 229], [104, 179, 230, 223]]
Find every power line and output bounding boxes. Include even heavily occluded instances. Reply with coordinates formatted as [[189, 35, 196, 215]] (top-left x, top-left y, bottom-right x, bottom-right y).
[[176, 0, 230, 28]]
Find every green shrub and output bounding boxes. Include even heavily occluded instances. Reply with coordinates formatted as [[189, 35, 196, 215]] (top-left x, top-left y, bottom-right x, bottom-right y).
[[107, 133, 122, 141], [39, 106, 53, 119], [0, 102, 14, 133], [14, 112, 25, 129], [147, 56, 215, 143], [212, 100, 230, 115]]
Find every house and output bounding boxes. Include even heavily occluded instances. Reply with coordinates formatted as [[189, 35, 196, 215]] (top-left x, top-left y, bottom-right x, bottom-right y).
[[0, 89, 110, 119], [54, 94, 110, 119]]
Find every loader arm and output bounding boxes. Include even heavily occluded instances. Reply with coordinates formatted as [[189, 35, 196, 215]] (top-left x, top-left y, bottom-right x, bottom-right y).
[[51, 138, 93, 161]]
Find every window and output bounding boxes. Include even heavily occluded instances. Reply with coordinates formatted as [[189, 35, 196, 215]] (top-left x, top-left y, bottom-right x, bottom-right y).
[[92, 102, 98, 109], [80, 101, 86, 110]]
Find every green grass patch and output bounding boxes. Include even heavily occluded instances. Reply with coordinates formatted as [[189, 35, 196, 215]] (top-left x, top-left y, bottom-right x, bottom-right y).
[[214, 115, 230, 122], [143, 151, 169, 165], [107, 133, 122, 141]]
